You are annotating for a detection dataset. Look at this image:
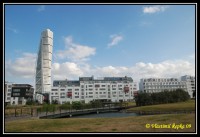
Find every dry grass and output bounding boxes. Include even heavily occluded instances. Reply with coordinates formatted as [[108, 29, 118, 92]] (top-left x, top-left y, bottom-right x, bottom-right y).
[[5, 100, 196, 133], [5, 113, 195, 133]]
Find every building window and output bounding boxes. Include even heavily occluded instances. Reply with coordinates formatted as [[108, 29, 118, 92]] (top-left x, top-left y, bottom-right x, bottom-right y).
[[75, 89, 79, 91], [60, 89, 65, 91], [7, 93, 11, 96], [13, 93, 20, 96], [13, 89, 20, 92], [60, 93, 65, 96], [95, 84, 100, 88], [52, 89, 58, 91]]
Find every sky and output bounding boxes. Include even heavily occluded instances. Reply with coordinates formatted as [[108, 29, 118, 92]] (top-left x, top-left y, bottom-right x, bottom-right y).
[[4, 4, 196, 87]]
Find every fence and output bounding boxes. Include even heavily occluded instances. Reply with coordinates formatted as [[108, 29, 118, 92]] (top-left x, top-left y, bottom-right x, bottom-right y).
[[4, 102, 129, 119]]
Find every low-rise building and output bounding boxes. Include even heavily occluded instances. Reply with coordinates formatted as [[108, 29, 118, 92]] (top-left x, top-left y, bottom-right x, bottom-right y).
[[50, 76, 137, 104], [139, 77, 187, 93], [4, 82, 34, 106], [139, 76, 195, 98]]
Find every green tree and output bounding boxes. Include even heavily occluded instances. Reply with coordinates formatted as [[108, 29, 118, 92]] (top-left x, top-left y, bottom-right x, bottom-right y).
[[72, 101, 82, 110]]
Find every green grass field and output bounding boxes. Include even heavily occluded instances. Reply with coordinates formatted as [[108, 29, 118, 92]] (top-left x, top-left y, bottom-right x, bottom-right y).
[[5, 100, 196, 133], [127, 100, 195, 112]]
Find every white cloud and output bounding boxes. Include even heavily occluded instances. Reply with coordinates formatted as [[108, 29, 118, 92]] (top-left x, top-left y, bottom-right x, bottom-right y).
[[108, 34, 123, 48], [56, 36, 96, 62], [37, 5, 45, 12], [7, 27, 18, 33], [53, 59, 194, 82], [6, 51, 194, 85], [52, 62, 84, 80], [64, 36, 73, 47], [5, 53, 37, 79], [131, 60, 194, 81], [143, 5, 169, 14]]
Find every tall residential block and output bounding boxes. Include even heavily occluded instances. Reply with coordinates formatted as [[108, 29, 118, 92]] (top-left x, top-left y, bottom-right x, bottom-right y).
[[35, 29, 53, 95]]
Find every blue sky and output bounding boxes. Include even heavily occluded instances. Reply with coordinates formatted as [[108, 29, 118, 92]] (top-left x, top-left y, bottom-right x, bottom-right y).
[[5, 4, 196, 86]]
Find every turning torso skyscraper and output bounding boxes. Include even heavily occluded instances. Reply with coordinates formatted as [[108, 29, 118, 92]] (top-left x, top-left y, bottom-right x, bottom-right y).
[[35, 29, 53, 95]]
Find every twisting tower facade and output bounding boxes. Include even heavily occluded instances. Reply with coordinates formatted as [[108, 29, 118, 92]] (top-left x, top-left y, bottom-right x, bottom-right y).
[[35, 29, 53, 96]]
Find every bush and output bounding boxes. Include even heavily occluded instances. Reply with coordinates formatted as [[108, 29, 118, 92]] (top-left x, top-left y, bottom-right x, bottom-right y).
[[72, 101, 82, 110], [135, 89, 190, 106], [26, 99, 35, 105]]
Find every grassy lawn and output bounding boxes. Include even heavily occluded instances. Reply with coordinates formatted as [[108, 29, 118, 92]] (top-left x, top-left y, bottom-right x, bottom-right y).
[[5, 113, 195, 133], [127, 101, 136, 106], [5, 100, 196, 133], [127, 100, 195, 112]]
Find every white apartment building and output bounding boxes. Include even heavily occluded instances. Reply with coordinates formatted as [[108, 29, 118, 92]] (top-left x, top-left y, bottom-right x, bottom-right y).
[[181, 75, 195, 98], [50, 76, 137, 104], [139, 77, 188, 95]]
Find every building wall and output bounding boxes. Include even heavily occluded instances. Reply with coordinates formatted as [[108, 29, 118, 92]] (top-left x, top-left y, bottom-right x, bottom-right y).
[[50, 80, 137, 104], [139, 77, 187, 94], [5, 82, 12, 105], [35, 29, 53, 96], [4, 82, 33, 106], [181, 75, 195, 98]]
